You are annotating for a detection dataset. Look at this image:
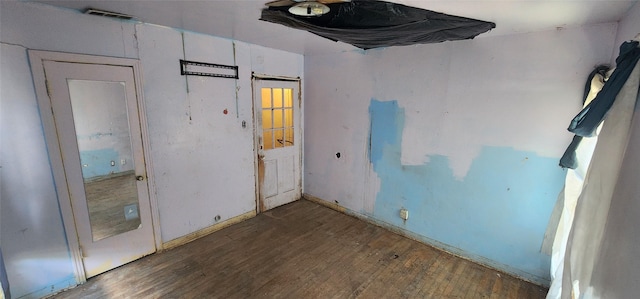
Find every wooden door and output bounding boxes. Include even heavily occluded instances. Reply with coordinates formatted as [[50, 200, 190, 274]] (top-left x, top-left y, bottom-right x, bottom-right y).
[[42, 60, 155, 278], [254, 79, 302, 211]]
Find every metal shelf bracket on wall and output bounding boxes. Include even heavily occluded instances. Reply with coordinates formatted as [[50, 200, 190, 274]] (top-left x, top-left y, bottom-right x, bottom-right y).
[[180, 59, 239, 79]]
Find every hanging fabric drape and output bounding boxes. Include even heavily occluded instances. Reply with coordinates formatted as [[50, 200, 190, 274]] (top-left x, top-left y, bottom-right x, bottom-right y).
[[559, 66, 610, 169], [558, 41, 640, 169], [546, 69, 606, 299], [568, 41, 640, 137], [547, 39, 640, 299]]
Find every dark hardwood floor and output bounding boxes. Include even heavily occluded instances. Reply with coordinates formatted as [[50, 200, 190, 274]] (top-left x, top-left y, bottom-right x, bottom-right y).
[[51, 199, 547, 298]]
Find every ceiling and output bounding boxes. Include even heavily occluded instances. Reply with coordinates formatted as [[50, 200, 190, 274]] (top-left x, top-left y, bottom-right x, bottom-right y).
[[29, 0, 638, 55]]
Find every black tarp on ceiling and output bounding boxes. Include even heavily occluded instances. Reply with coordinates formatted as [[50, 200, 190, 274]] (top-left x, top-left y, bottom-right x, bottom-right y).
[[260, 0, 496, 49]]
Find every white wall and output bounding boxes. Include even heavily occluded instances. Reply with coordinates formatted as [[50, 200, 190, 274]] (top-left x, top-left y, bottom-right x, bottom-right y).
[[136, 25, 256, 243], [587, 4, 640, 297], [304, 23, 617, 284], [0, 42, 77, 299], [612, 1, 640, 61], [0, 2, 302, 298], [137, 24, 303, 242]]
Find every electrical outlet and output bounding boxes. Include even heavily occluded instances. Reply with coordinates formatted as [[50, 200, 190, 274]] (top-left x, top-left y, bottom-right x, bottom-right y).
[[400, 208, 409, 220], [121, 159, 126, 165]]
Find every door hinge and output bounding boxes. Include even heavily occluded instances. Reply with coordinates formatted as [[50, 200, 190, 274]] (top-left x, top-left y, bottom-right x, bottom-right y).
[[79, 246, 85, 259]]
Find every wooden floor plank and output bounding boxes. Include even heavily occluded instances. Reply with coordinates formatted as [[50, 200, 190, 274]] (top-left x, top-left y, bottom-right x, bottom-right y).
[[51, 199, 548, 299]]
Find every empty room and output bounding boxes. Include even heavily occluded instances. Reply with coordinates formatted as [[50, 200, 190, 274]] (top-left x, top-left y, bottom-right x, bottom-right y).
[[2, 0, 640, 298]]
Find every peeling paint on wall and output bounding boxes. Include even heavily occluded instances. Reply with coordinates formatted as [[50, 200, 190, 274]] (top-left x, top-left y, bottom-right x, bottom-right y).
[[369, 99, 565, 283]]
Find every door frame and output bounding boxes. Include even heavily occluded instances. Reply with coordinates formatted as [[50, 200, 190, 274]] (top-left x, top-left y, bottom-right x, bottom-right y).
[[28, 50, 162, 283], [251, 73, 303, 213]]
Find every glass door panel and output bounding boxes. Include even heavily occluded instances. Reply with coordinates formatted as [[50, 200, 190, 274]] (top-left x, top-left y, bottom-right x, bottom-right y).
[[68, 79, 141, 241]]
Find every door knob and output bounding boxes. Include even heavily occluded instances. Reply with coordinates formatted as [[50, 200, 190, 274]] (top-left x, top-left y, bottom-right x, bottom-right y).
[[136, 175, 145, 181]]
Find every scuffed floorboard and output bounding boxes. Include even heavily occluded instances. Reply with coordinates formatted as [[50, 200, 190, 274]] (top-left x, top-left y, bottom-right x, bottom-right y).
[[51, 200, 547, 298]]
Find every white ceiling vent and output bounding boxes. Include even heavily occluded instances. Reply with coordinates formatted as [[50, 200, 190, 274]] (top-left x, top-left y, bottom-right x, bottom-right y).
[[84, 8, 134, 20]]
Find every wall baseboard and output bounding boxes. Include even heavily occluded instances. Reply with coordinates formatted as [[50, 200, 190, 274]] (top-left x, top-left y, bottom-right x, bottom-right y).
[[303, 194, 347, 213], [162, 210, 257, 250], [22, 275, 77, 299], [303, 193, 550, 287]]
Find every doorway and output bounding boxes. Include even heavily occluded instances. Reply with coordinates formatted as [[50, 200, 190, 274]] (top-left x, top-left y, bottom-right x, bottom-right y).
[[253, 78, 302, 212], [29, 51, 158, 281]]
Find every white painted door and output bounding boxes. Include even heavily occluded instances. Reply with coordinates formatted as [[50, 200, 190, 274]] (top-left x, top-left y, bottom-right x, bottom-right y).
[[254, 79, 302, 211], [43, 61, 155, 278]]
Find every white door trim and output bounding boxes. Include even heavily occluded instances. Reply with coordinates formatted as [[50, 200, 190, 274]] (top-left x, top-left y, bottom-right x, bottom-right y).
[[28, 50, 162, 282], [252, 72, 301, 82]]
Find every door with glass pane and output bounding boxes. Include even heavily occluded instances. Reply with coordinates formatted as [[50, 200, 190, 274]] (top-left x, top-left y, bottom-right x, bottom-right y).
[[42, 60, 155, 278], [254, 79, 302, 211]]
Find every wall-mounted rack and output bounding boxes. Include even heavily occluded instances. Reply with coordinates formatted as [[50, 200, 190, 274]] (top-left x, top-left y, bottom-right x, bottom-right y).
[[180, 59, 239, 79]]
